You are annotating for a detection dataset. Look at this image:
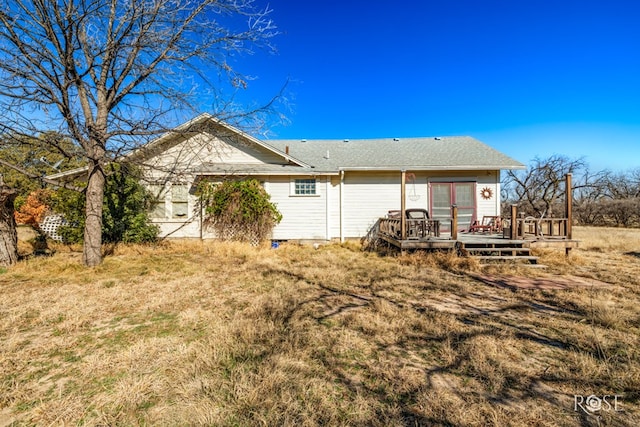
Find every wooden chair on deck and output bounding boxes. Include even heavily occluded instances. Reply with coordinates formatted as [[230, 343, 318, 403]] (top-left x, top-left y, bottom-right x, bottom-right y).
[[468, 216, 502, 234], [405, 209, 430, 238]]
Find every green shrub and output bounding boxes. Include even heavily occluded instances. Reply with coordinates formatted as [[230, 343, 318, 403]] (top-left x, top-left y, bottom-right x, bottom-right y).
[[52, 163, 159, 244], [198, 179, 282, 245]]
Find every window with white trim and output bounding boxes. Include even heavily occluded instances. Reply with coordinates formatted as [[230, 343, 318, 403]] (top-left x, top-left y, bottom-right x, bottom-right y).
[[293, 178, 317, 195], [148, 184, 168, 218], [148, 183, 190, 219], [171, 184, 189, 218]]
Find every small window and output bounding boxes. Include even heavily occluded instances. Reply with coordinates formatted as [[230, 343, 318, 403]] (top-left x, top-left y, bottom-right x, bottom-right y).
[[171, 184, 189, 218], [148, 184, 168, 218], [293, 179, 317, 195]]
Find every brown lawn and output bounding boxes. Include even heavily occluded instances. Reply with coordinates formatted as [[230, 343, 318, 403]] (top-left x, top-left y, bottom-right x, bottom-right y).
[[1, 226, 639, 426]]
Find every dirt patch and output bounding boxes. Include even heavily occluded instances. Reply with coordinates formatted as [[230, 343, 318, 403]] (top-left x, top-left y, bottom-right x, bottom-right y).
[[472, 274, 612, 291], [418, 291, 512, 315]]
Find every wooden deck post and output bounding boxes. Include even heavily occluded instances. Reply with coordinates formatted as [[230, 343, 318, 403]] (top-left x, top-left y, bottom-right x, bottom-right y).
[[565, 173, 573, 255], [510, 204, 517, 240], [400, 170, 406, 241], [565, 173, 573, 240], [451, 204, 458, 240]]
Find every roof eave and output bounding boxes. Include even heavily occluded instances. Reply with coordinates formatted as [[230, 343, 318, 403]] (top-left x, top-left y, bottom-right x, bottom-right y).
[[194, 170, 338, 176], [337, 165, 526, 171]]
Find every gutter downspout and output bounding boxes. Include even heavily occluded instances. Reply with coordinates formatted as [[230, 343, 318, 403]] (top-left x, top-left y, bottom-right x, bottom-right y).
[[340, 170, 345, 243]]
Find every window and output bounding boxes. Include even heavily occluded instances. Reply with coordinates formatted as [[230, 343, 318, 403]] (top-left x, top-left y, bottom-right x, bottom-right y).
[[148, 184, 168, 218], [148, 183, 189, 219], [293, 178, 317, 195], [171, 184, 189, 218]]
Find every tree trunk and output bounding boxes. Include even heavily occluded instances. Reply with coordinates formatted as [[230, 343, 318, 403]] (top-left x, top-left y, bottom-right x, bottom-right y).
[[83, 161, 105, 267], [0, 186, 19, 267]]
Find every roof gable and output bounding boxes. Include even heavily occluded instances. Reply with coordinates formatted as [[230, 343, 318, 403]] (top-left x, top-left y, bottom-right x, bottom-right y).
[[130, 114, 309, 168], [46, 114, 311, 181]]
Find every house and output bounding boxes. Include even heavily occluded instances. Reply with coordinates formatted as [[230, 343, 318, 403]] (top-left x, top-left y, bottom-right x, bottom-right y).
[[48, 113, 525, 242]]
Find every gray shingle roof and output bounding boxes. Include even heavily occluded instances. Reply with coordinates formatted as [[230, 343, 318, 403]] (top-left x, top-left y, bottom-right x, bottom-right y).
[[264, 136, 524, 172]]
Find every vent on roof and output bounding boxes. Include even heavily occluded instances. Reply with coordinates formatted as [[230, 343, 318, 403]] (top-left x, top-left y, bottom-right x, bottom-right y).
[[434, 137, 441, 140], [301, 139, 307, 142], [324, 150, 330, 159], [393, 138, 400, 142], [343, 139, 349, 143]]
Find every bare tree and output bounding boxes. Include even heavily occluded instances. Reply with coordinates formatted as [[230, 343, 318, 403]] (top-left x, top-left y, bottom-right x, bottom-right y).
[[503, 155, 588, 217], [0, 0, 277, 266], [606, 168, 640, 199], [573, 167, 611, 225]]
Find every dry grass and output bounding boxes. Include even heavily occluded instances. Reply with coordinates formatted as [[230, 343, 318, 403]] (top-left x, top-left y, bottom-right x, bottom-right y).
[[1, 227, 640, 426]]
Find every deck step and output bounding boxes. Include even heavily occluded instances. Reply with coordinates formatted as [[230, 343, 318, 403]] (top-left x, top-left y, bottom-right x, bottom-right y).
[[479, 262, 547, 269], [461, 241, 531, 248], [475, 255, 540, 264], [460, 240, 541, 265], [465, 247, 531, 255]]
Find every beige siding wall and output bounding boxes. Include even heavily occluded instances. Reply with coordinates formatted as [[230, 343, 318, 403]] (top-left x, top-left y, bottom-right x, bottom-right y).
[[329, 176, 342, 238], [148, 164, 502, 240], [405, 172, 430, 211], [144, 133, 283, 180], [270, 176, 329, 240], [475, 171, 501, 220], [144, 132, 287, 238], [152, 217, 201, 239], [337, 170, 500, 239], [341, 171, 401, 238]]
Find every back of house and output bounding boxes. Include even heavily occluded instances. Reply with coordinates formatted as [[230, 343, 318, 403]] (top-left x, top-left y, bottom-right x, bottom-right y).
[[47, 114, 525, 242]]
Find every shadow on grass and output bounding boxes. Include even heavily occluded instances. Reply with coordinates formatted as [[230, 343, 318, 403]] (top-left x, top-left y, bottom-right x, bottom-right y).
[[248, 265, 638, 426]]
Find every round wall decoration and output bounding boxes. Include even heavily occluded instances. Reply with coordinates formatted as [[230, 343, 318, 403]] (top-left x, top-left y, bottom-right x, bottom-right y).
[[480, 187, 493, 200]]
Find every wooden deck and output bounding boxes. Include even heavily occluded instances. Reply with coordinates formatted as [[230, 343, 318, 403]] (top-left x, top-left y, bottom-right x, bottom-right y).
[[372, 172, 579, 260], [375, 217, 579, 259], [378, 231, 578, 251]]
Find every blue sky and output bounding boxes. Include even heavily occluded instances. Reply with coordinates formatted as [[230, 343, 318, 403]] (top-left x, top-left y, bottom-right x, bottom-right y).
[[236, 0, 639, 172]]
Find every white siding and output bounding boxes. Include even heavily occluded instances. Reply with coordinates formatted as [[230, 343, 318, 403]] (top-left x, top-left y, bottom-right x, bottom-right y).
[[342, 171, 402, 238], [153, 217, 201, 239], [475, 171, 501, 220], [325, 170, 504, 240], [143, 130, 288, 237], [270, 176, 328, 240], [406, 172, 430, 211], [144, 133, 283, 179], [329, 176, 341, 238]]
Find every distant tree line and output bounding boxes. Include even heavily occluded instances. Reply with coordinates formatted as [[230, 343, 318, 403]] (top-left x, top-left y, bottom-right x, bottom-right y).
[[502, 155, 640, 227]]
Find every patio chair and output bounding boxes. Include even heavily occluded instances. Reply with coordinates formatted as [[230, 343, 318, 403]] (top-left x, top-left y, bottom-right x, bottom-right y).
[[468, 216, 501, 234], [405, 209, 430, 238]]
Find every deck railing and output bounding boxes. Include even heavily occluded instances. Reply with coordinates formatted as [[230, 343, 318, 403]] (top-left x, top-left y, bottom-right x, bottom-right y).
[[379, 218, 441, 240], [512, 217, 570, 240], [508, 204, 572, 240]]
